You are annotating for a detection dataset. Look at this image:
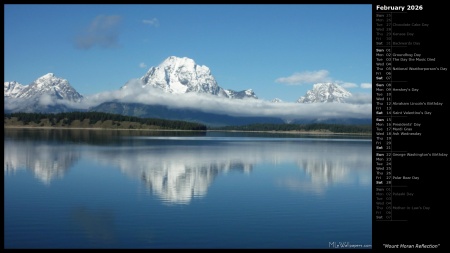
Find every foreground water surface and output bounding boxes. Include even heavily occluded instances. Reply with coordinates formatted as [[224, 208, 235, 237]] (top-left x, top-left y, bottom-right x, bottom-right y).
[[4, 128, 372, 249]]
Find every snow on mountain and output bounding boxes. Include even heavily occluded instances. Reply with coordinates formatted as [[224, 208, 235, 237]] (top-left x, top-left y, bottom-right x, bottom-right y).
[[296, 83, 351, 103], [123, 56, 257, 99], [15, 73, 84, 102], [4, 81, 25, 97], [138, 56, 225, 95], [224, 89, 258, 99], [271, 98, 283, 103], [4, 73, 85, 113]]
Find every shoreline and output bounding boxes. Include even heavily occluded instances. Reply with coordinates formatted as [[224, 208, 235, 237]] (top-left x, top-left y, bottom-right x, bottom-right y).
[[4, 125, 372, 136], [3, 125, 198, 132]]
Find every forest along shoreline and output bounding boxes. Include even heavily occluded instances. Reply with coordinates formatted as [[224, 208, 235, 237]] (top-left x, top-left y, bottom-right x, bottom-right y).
[[4, 112, 372, 136]]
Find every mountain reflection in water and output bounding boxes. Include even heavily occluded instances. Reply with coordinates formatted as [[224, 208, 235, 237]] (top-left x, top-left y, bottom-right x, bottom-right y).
[[4, 129, 371, 204]]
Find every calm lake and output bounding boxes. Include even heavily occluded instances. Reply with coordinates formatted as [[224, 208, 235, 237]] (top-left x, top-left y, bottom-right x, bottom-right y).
[[4, 128, 372, 249]]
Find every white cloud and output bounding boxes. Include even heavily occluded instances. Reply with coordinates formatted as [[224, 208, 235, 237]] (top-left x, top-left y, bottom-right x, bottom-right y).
[[82, 79, 372, 120], [275, 70, 331, 85], [139, 62, 147, 68], [360, 83, 372, 89], [38, 94, 55, 106], [345, 93, 372, 104], [5, 78, 371, 120], [142, 18, 159, 27], [75, 15, 122, 50], [339, 82, 358, 89]]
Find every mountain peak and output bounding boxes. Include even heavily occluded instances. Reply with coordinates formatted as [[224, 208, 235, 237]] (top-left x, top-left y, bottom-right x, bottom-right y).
[[34, 73, 69, 86], [33, 73, 67, 89], [296, 83, 351, 103], [224, 88, 258, 99], [163, 56, 195, 65], [139, 56, 221, 96], [8, 73, 84, 103], [41, 73, 55, 79]]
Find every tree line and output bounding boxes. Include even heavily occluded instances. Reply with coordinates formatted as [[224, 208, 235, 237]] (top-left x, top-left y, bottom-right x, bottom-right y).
[[4, 112, 372, 133], [4, 112, 207, 131]]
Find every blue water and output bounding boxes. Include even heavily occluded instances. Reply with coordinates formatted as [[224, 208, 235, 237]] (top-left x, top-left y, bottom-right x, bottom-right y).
[[4, 128, 372, 249]]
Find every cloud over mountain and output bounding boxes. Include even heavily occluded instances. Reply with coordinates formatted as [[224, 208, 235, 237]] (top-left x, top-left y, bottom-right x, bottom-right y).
[[86, 78, 371, 120], [275, 70, 331, 85], [5, 56, 372, 122]]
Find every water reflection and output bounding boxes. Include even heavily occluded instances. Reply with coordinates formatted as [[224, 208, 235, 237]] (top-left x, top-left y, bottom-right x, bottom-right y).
[[90, 147, 254, 204], [278, 157, 372, 195], [4, 129, 371, 203], [5, 129, 372, 248], [4, 127, 206, 145], [71, 206, 116, 244], [140, 163, 236, 204], [4, 139, 80, 185]]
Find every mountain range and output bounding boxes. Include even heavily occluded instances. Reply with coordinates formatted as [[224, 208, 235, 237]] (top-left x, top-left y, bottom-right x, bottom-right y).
[[4, 56, 369, 126]]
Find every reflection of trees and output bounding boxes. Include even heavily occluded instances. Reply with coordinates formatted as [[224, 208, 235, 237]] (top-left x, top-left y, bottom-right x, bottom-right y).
[[4, 128, 206, 145], [4, 140, 80, 185]]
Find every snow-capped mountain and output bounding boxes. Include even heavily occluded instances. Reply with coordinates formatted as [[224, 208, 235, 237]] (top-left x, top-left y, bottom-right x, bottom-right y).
[[224, 89, 258, 99], [123, 56, 257, 99], [296, 83, 351, 103], [4, 81, 25, 98], [4, 73, 84, 113], [13, 73, 84, 102], [139, 56, 225, 95]]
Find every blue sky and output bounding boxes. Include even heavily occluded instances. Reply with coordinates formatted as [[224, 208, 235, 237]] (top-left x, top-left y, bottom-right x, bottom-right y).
[[4, 4, 372, 103]]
